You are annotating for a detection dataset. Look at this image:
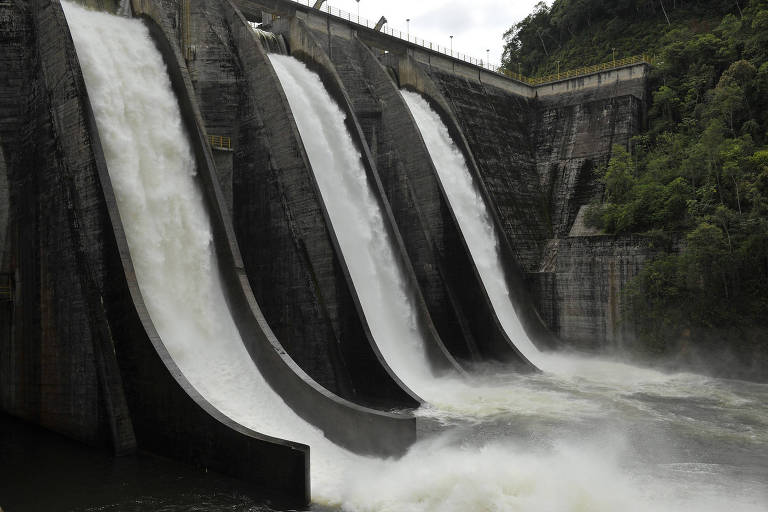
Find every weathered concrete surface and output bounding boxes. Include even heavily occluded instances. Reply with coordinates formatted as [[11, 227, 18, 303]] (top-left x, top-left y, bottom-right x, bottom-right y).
[[536, 95, 643, 238], [216, 0, 423, 408], [0, 0, 134, 452], [2, 0, 313, 505], [0, 0, 314, 503], [183, 0, 240, 216], [419, 68, 549, 272], [135, 0, 418, 457], [529, 236, 660, 352]]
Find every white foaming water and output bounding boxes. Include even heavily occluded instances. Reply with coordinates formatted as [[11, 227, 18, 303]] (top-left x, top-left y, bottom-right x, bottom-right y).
[[61, 1, 363, 499], [402, 90, 545, 367], [269, 54, 441, 397], [63, 7, 768, 509]]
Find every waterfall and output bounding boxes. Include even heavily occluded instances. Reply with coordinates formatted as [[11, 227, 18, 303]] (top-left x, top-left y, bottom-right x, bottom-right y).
[[61, 1, 357, 498]]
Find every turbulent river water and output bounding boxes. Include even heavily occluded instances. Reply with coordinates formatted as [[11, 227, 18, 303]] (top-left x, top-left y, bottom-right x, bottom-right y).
[[4, 4, 764, 512]]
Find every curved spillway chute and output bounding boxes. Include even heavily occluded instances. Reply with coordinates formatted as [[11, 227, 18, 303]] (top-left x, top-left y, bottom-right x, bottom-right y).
[[221, 0, 426, 407], [62, 0, 415, 469], [54, 1, 309, 502], [274, 15, 467, 379], [138, 13, 416, 457], [395, 56, 559, 356], [345, 31, 538, 371]]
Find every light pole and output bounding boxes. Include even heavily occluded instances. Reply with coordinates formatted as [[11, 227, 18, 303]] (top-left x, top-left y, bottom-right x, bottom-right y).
[[612, 47, 616, 66], [356, 0, 359, 23], [406, 18, 410, 40], [449, 35, 453, 55], [486, 49, 490, 69]]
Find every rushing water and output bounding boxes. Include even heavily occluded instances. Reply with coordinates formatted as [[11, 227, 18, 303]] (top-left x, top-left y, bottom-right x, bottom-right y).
[[266, 55, 768, 510], [401, 90, 541, 364], [46, 6, 768, 511], [61, 1, 364, 500]]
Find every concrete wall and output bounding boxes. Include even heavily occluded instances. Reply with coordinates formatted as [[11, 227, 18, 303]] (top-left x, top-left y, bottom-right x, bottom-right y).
[[134, 0, 417, 457], [0, 0, 124, 450], [537, 95, 643, 238], [222, 1, 421, 407], [529, 236, 661, 352], [278, 16, 464, 374]]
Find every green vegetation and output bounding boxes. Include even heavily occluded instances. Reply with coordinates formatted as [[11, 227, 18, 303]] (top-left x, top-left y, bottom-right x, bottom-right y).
[[504, 0, 768, 365]]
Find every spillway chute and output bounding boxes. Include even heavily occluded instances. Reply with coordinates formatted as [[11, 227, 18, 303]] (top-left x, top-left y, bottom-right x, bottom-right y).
[[221, 2, 432, 409], [60, 2, 416, 502], [402, 88, 554, 369], [268, 17, 466, 378]]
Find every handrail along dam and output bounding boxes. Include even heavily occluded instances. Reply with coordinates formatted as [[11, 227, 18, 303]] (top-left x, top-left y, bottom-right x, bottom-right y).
[[0, 0, 655, 506]]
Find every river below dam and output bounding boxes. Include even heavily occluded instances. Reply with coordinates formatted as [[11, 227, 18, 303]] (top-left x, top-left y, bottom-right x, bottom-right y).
[[2, 356, 767, 511]]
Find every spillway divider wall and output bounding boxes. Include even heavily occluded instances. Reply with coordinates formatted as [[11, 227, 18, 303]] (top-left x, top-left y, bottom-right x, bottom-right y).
[[38, 0, 311, 504]]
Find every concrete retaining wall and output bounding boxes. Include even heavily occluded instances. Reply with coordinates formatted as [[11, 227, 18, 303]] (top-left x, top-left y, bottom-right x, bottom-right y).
[[529, 236, 661, 351]]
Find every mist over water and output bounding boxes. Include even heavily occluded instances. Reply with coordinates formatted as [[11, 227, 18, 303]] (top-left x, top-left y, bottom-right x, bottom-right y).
[[60, 7, 768, 509]]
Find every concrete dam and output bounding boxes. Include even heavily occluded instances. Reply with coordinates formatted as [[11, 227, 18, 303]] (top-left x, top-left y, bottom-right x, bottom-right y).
[[0, 0, 661, 507]]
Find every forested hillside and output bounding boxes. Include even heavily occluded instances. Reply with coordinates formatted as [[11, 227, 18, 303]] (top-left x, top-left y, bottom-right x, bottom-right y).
[[504, 0, 768, 374]]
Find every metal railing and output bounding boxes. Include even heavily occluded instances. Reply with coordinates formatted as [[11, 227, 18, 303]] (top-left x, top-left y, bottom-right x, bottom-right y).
[[281, 0, 653, 84], [509, 54, 655, 85], [284, 0, 495, 68], [208, 135, 232, 150]]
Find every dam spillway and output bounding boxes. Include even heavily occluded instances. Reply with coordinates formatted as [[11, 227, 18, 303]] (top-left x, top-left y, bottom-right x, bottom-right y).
[[269, 54, 445, 400], [402, 91, 544, 367], [1, 0, 767, 510], [60, 0, 351, 496]]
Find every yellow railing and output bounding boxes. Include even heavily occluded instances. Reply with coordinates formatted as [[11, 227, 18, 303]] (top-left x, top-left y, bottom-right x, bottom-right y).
[[506, 54, 655, 85], [208, 135, 232, 150]]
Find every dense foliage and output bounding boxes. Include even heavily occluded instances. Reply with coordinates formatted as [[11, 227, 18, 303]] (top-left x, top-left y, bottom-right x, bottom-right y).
[[504, 0, 768, 368]]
